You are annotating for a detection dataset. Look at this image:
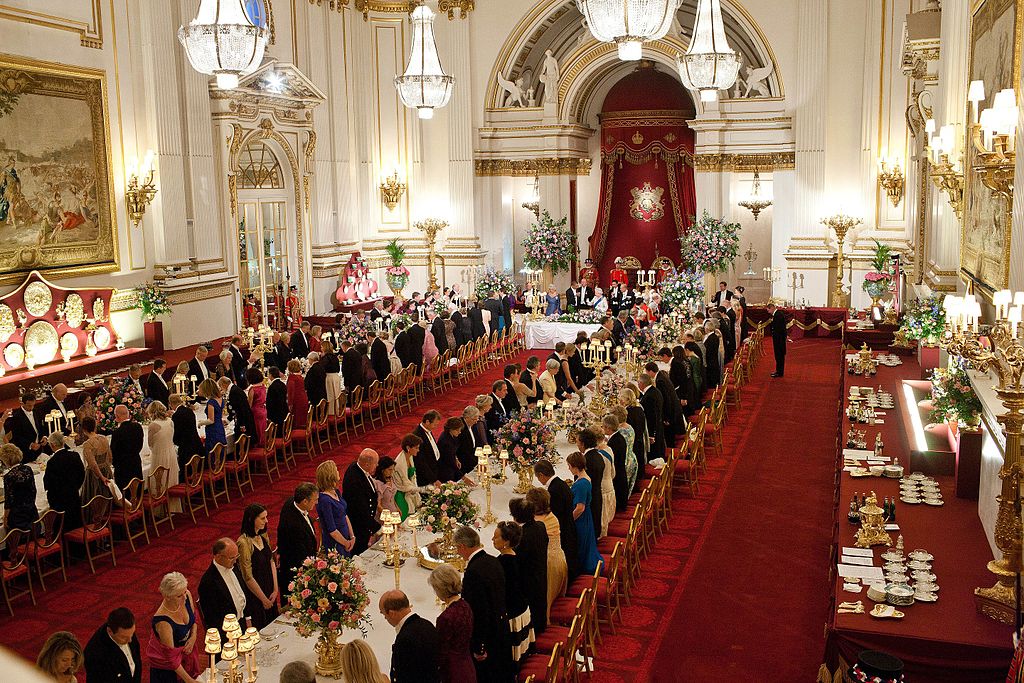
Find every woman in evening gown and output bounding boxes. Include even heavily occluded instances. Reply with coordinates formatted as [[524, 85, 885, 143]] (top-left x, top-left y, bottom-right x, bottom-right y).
[[148, 572, 200, 683], [237, 504, 279, 629], [79, 416, 113, 503], [566, 451, 602, 574], [246, 368, 268, 446], [428, 564, 477, 683], [525, 488, 567, 620]]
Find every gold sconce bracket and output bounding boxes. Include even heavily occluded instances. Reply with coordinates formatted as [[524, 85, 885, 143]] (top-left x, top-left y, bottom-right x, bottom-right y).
[[379, 170, 406, 211]]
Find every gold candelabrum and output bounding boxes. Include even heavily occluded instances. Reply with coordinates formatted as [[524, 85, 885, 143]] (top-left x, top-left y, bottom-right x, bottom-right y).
[[822, 213, 862, 308], [636, 270, 656, 288], [380, 509, 410, 590], [415, 218, 447, 293], [619, 343, 642, 376], [524, 269, 545, 319], [788, 272, 805, 308], [243, 326, 274, 370], [477, 448, 499, 525], [738, 170, 772, 220], [941, 291, 1024, 624], [379, 170, 406, 211], [204, 616, 261, 683], [44, 409, 75, 436], [125, 151, 158, 228], [877, 156, 905, 207], [926, 119, 966, 220], [581, 340, 612, 414], [967, 82, 1016, 209], [172, 372, 196, 399], [742, 243, 758, 276]]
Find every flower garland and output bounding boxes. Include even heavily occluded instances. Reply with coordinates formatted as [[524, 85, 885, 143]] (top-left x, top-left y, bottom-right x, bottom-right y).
[[286, 550, 372, 638], [930, 360, 982, 427], [522, 211, 578, 276], [550, 310, 605, 324], [96, 378, 147, 432], [680, 211, 741, 274], [659, 270, 705, 313], [419, 482, 480, 534], [475, 266, 516, 299], [134, 282, 172, 321], [494, 408, 559, 468], [900, 295, 946, 344]]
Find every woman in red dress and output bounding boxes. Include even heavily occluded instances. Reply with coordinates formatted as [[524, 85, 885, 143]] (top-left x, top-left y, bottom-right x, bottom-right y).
[[428, 564, 476, 683], [285, 359, 309, 428]]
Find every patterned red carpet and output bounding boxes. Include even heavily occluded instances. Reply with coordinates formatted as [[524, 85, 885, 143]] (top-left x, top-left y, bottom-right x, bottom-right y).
[[2, 340, 842, 682]]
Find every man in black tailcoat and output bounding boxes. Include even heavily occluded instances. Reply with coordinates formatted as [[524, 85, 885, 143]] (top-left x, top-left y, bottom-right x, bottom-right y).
[[277, 483, 320, 593], [454, 526, 511, 682], [768, 302, 788, 377], [342, 449, 382, 554]]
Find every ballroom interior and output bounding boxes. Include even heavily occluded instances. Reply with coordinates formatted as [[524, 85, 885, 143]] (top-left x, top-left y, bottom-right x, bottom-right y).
[[1, 0, 1024, 681]]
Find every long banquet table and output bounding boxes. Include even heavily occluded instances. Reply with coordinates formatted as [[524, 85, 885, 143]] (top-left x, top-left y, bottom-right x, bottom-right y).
[[524, 321, 601, 350], [823, 353, 1012, 681]]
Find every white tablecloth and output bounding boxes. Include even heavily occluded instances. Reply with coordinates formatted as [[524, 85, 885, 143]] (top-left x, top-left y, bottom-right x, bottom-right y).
[[524, 321, 602, 350]]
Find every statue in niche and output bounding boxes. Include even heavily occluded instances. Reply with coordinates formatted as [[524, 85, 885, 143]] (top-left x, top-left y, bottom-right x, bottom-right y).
[[526, 88, 537, 107], [732, 63, 774, 99], [497, 72, 526, 107], [540, 49, 560, 104]]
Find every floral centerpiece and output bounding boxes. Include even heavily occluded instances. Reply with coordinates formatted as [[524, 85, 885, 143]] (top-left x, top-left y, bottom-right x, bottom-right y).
[[419, 481, 480, 534], [389, 312, 416, 333], [659, 269, 705, 313], [599, 369, 631, 401], [625, 325, 658, 361], [899, 295, 945, 346], [930, 361, 983, 428], [552, 310, 605, 324], [384, 239, 410, 297], [134, 282, 171, 322], [286, 550, 372, 677], [862, 240, 894, 301], [495, 408, 559, 492], [96, 378, 146, 432], [560, 397, 598, 442], [652, 314, 688, 347], [475, 266, 516, 299], [522, 211, 578, 276], [335, 316, 376, 348], [680, 211, 741, 274]]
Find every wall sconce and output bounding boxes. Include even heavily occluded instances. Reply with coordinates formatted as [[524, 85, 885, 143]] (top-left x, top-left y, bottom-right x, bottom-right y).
[[968, 81, 1017, 205], [877, 154, 905, 206], [925, 119, 965, 221], [521, 176, 540, 219], [738, 169, 772, 220], [379, 170, 406, 211], [125, 150, 157, 227]]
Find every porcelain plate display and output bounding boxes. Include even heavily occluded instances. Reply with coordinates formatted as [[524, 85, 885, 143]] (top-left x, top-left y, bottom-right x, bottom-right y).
[[4, 342, 24, 368], [25, 320, 59, 363], [93, 325, 111, 350]]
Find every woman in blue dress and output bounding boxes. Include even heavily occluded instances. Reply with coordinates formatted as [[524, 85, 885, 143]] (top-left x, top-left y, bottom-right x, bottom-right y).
[[197, 379, 226, 452], [315, 460, 355, 556], [148, 572, 200, 683], [566, 451, 602, 574], [544, 285, 562, 316]]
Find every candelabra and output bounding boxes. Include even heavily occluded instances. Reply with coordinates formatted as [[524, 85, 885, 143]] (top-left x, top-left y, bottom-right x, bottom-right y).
[[925, 118, 965, 220], [493, 448, 509, 485], [822, 213, 862, 308], [742, 243, 758, 276], [44, 409, 75, 436], [125, 151, 157, 228], [738, 170, 772, 220], [877, 155, 905, 207], [620, 343, 642, 376], [788, 272, 805, 308], [204, 615, 261, 683], [762, 266, 781, 301], [521, 176, 540, 219], [581, 340, 612, 413], [379, 170, 406, 211], [415, 219, 447, 294], [941, 291, 1024, 627], [172, 372, 195, 398], [636, 270, 656, 288], [967, 81, 1016, 206], [380, 509, 409, 590], [477, 450, 498, 525]]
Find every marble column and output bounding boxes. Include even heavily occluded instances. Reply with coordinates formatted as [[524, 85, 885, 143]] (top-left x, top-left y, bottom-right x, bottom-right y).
[[444, 18, 478, 255]]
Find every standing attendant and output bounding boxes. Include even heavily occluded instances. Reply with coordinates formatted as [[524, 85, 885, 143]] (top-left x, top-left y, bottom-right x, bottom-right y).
[[277, 483, 320, 593], [342, 449, 383, 554], [454, 526, 511, 682], [315, 461, 355, 556], [428, 564, 477, 683], [767, 301, 788, 377], [197, 539, 246, 641], [237, 504, 279, 629], [566, 451, 603, 574], [110, 405, 144, 492], [43, 432, 85, 530], [83, 607, 142, 683], [380, 590, 441, 683]]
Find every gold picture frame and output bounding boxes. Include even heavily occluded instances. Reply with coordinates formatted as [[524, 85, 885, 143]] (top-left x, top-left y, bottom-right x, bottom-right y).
[[0, 54, 119, 286], [961, 0, 1022, 294]]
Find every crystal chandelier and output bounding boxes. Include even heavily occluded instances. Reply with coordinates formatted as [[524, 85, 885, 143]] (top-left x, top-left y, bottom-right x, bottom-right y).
[[575, 0, 681, 61], [395, 4, 454, 120], [676, 0, 741, 102], [738, 170, 772, 220], [178, 0, 268, 90]]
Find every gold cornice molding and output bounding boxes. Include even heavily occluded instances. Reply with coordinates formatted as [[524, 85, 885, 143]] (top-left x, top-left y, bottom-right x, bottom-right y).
[[354, 0, 413, 20], [0, 1, 103, 48], [110, 288, 138, 313], [474, 157, 592, 177], [694, 152, 795, 172], [438, 0, 474, 19], [166, 282, 236, 306]]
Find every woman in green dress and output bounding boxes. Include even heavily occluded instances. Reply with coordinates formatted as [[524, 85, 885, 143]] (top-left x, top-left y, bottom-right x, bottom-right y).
[[393, 433, 423, 519]]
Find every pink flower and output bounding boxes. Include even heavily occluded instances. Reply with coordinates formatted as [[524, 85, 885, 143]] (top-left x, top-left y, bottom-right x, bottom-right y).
[[328, 621, 340, 630], [311, 613, 321, 623], [316, 559, 328, 570], [301, 589, 312, 599]]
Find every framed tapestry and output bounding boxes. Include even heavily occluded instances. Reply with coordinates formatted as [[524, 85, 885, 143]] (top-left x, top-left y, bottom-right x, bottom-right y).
[[961, 0, 1022, 293], [0, 55, 118, 286]]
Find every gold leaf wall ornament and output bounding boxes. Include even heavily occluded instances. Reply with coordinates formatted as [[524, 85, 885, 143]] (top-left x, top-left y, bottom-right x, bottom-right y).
[[24, 281, 53, 316]]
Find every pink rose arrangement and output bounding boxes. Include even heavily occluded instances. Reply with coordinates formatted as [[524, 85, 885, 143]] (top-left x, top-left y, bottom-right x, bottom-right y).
[[286, 549, 371, 638], [522, 211, 578, 276], [495, 408, 558, 468], [420, 482, 479, 533], [96, 377, 147, 432], [680, 211, 742, 274]]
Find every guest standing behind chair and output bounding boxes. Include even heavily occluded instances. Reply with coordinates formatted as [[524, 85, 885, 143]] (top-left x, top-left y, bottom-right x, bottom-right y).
[[342, 449, 383, 554], [492, 522, 535, 666], [170, 394, 203, 481], [566, 451, 603, 574], [246, 368, 268, 446], [575, 429, 604, 536], [79, 416, 114, 503], [197, 380, 227, 453], [1, 443, 37, 532], [767, 301, 788, 377], [339, 639, 389, 683], [265, 367, 289, 431], [369, 330, 391, 382], [304, 352, 328, 410], [315, 461, 355, 557], [222, 377, 255, 447], [457, 407, 481, 476], [146, 401, 178, 489], [428, 564, 477, 683], [321, 341, 344, 415], [393, 434, 423, 519], [145, 360, 171, 406], [508, 497, 548, 635], [380, 590, 441, 683], [373, 456, 399, 518], [147, 572, 200, 683], [7, 392, 48, 463], [110, 405, 144, 492], [237, 504, 279, 629], [544, 285, 561, 315], [83, 607, 141, 683], [286, 360, 309, 428], [534, 459, 580, 580], [197, 538, 247, 641], [453, 525, 511, 682], [277, 483, 320, 594], [638, 374, 666, 463], [43, 432, 85, 530], [437, 418, 466, 484], [36, 630, 83, 683], [525, 487, 568, 620], [413, 411, 443, 487]]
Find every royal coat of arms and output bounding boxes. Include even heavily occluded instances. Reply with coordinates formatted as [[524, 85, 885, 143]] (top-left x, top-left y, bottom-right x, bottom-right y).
[[629, 182, 665, 222]]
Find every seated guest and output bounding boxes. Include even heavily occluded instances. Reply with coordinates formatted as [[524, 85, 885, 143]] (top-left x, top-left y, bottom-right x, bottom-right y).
[[394, 435, 423, 519], [373, 456, 399, 519], [538, 358, 560, 403], [380, 590, 440, 683], [453, 525, 510, 681], [315, 461, 355, 556], [286, 359, 309, 428], [43, 432, 85, 530], [279, 661, 316, 683], [340, 639, 389, 683], [428, 564, 477, 683], [145, 360, 171, 406], [197, 538, 247, 641], [277, 483, 320, 593], [84, 607, 141, 683], [492, 522, 535, 665], [35, 383, 73, 435], [149, 572, 200, 683], [7, 392, 48, 462], [237, 504, 279, 630], [525, 487, 568, 618], [265, 366, 289, 431], [457, 406, 481, 476], [169, 394, 204, 479], [534, 459, 580, 580], [36, 630, 83, 683], [437, 418, 466, 484], [509, 497, 548, 635], [342, 449, 383, 554], [413, 411, 443, 487], [1, 443, 37, 533], [566, 451, 603, 574]]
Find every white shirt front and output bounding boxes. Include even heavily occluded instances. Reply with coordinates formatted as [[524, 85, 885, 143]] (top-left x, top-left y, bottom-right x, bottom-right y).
[[214, 561, 247, 615], [108, 632, 135, 676], [22, 407, 37, 436], [195, 359, 209, 380], [294, 501, 315, 536], [420, 425, 441, 460], [394, 611, 414, 634]]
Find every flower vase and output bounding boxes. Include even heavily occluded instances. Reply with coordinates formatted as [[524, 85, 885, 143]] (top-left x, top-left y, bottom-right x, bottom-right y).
[[514, 465, 534, 494], [314, 629, 344, 678], [386, 272, 408, 298]]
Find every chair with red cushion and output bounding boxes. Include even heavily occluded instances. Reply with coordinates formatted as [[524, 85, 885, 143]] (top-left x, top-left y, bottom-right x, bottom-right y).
[[0, 528, 35, 615], [440, 350, 456, 391], [224, 433, 254, 498], [167, 455, 209, 523], [143, 466, 175, 537], [64, 495, 116, 574], [533, 615, 588, 683], [202, 443, 230, 509], [346, 385, 365, 435], [314, 399, 331, 453], [382, 374, 399, 422], [249, 423, 280, 482], [110, 478, 150, 552], [25, 510, 65, 591], [422, 355, 443, 396], [289, 410, 313, 462], [277, 412, 297, 468], [516, 641, 561, 683], [328, 391, 349, 443], [365, 381, 384, 429]]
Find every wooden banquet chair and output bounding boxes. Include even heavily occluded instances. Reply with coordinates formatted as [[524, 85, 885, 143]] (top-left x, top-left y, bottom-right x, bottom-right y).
[[314, 399, 331, 453], [26, 509, 66, 590], [167, 454, 209, 523], [249, 423, 280, 481], [202, 443, 231, 509], [0, 528, 35, 615], [224, 433, 254, 498], [110, 477, 150, 552], [277, 413, 297, 468], [64, 495, 116, 574], [143, 466, 175, 537]]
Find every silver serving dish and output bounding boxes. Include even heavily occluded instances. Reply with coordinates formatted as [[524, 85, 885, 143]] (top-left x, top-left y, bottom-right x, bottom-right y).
[[907, 560, 933, 571], [915, 581, 940, 593], [885, 583, 916, 606], [908, 550, 933, 562], [912, 571, 937, 583]]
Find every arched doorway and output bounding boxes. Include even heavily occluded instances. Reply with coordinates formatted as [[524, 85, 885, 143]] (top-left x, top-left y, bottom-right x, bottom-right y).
[[235, 139, 296, 329]]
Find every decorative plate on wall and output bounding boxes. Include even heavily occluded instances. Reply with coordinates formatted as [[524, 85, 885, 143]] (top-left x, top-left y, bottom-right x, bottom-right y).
[[26, 320, 59, 363], [64, 293, 85, 328], [93, 325, 111, 350], [60, 332, 79, 354], [4, 342, 24, 368], [93, 297, 105, 322], [0, 304, 14, 343], [24, 281, 53, 317]]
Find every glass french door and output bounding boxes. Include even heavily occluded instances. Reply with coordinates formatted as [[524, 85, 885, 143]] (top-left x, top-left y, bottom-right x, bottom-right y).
[[238, 199, 289, 328]]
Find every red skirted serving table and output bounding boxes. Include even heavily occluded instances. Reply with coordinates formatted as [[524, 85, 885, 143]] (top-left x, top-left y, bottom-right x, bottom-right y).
[[823, 354, 1012, 681], [745, 306, 847, 339]]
